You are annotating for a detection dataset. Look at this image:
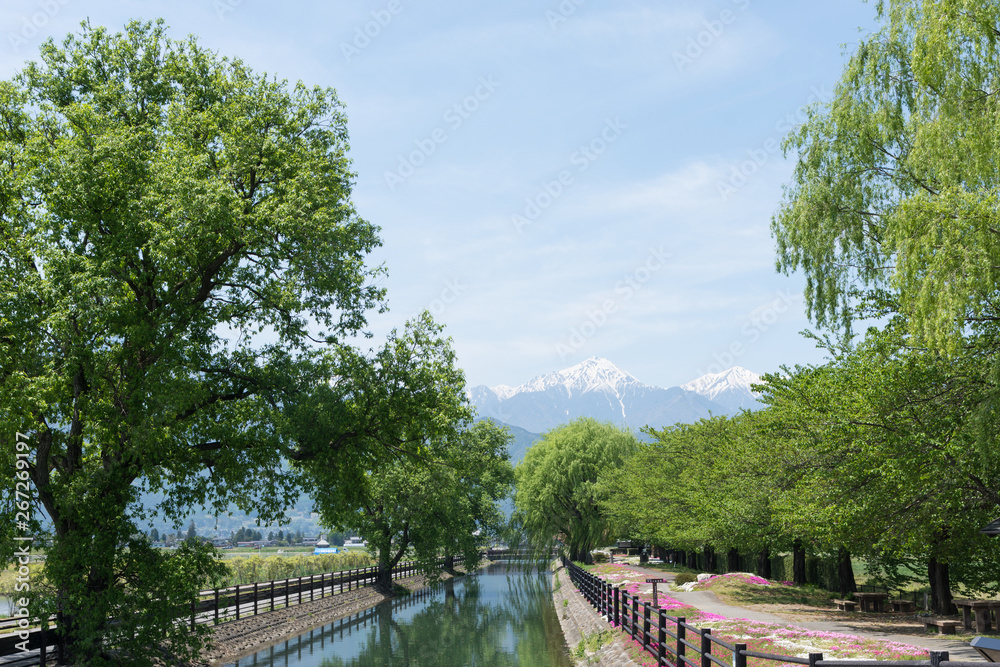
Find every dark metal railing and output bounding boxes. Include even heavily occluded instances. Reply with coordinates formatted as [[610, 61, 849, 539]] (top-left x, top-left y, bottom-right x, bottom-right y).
[[562, 557, 981, 667]]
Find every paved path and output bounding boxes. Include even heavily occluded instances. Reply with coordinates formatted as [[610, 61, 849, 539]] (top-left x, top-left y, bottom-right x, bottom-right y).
[[622, 565, 984, 662]]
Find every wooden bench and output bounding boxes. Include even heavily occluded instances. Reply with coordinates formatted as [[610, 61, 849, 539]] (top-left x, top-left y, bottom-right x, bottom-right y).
[[834, 599, 857, 612], [889, 599, 916, 613], [921, 618, 961, 634]]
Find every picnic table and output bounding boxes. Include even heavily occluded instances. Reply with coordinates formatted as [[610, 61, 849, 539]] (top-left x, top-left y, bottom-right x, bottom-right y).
[[854, 591, 889, 612], [953, 598, 1000, 633]]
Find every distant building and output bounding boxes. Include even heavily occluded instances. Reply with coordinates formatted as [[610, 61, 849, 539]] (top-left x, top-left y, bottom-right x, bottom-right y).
[[343, 537, 367, 548], [236, 540, 272, 548]]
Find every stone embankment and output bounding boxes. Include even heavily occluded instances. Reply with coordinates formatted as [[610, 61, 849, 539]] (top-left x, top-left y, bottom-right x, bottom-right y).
[[551, 564, 640, 667], [193, 572, 454, 666]]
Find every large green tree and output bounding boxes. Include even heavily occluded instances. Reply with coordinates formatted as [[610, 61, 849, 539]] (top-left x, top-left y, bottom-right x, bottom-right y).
[[0, 20, 392, 664], [303, 320, 515, 591], [514, 418, 638, 563]]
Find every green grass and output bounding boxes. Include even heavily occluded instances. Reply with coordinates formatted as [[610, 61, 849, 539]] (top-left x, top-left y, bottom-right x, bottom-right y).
[[707, 577, 836, 607]]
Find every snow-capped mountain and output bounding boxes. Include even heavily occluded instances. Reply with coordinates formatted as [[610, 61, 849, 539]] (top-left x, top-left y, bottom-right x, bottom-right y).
[[468, 357, 760, 433], [681, 367, 763, 413]]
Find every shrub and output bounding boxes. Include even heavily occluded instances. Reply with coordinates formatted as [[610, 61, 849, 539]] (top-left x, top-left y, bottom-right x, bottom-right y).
[[591, 551, 609, 564], [674, 572, 697, 585]]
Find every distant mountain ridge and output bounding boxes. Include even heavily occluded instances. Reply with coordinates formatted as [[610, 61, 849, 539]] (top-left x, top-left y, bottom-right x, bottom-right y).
[[468, 357, 761, 433]]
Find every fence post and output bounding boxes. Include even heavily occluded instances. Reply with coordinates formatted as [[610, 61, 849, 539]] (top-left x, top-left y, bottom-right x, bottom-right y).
[[215, 588, 220, 624], [299, 576, 303, 604], [191, 598, 196, 631], [701, 628, 712, 667], [311, 575, 314, 602], [39, 624, 46, 666], [930, 652, 949, 667], [270, 580, 275, 612], [643, 603, 651, 653], [735, 643, 748, 667], [254, 582, 258, 616], [286, 579, 290, 608], [676, 617, 686, 667], [321, 572, 325, 598], [808, 653, 823, 667], [658, 609, 667, 667], [235, 584, 240, 621], [614, 586, 620, 628], [632, 595, 639, 642]]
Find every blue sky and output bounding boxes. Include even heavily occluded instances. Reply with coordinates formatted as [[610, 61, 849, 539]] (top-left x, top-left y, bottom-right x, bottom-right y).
[[0, 0, 879, 390]]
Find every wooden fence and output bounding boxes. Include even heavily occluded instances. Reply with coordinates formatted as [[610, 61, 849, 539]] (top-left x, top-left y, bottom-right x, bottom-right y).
[[563, 558, 984, 667]]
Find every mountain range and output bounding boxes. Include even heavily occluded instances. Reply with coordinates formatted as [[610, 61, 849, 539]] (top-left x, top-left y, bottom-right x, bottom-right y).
[[469, 357, 761, 435]]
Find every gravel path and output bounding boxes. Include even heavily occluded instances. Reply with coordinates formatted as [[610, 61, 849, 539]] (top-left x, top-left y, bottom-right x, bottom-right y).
[[623, 564, 984, 662]]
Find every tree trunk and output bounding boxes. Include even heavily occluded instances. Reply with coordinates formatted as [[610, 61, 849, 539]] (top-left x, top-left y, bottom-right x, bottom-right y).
[[727, 548, 740, 573], [703, 546, 716, 573], [687, 550, 698, 570], [443, 554, 456, 574], [792, 539, 807, 586], [676, 550, 686, 567], [928, 556, 956, 615], [756, 547, 771, 579], [837, 546, 857, 598]]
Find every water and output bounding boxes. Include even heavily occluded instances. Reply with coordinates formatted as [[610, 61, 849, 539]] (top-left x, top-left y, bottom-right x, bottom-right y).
[[221, 564, 572, 667]]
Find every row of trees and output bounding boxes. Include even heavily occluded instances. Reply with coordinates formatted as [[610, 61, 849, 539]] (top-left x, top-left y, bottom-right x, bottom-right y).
[[0, 20, 512, 666], [517, 0, 1000, 615]]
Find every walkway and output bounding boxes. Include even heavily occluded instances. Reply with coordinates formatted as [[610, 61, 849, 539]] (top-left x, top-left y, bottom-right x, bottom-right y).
[[623, 565, 984, 662]]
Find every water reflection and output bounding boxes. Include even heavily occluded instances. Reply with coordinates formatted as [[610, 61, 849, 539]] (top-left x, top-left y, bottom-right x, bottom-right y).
[[223, 565, 571, 667]]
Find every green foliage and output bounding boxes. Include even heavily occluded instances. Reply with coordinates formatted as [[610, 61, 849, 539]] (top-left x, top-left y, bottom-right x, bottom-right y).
[[219, 551, 374, 587], [772, 0, 1000, 353], [302, 332, 515, 589], [674, 573, 697, 585], [590, 551, 608, 564], [514, 418, 639, 562], [0, 19, 391, 663], [573, 629, 616, 658]]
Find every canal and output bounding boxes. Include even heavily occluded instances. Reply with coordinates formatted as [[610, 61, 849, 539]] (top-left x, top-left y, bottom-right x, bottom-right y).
[[221, 564, 573, 667]]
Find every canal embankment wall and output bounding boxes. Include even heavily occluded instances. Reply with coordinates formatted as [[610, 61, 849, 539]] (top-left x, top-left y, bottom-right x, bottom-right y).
[[195, 571, 454, 666], [551, 564, 640, 667]]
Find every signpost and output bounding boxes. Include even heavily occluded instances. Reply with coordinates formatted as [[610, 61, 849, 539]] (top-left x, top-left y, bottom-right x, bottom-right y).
[[646, 578, 665, 608]]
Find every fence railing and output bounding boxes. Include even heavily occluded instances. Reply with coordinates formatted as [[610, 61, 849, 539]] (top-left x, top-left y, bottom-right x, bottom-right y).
[[563, 557, 983, 667], [0, 555, 463, 666]]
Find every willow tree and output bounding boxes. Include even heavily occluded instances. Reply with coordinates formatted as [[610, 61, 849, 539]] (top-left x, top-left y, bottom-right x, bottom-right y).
[[514, 418, 638, 563], [774, 0, 1000, 350], [772, 0, 1000, 612], [0, 20, 390, 665]]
